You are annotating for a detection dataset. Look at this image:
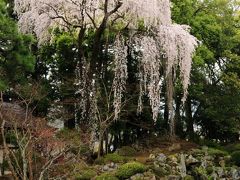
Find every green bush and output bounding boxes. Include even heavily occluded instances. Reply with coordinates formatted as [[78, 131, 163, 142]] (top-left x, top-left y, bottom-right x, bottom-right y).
[[75, 169, 97, 180], [198, 139, 222, 149], [225, 144, 240, 153], [96, 173, 119, 180], [117, 146, 137, 156], [232, 144, 240, 151], [231, 151, 240, 166], [115, 162, 146, 179], [104, 153, 125, 163], [207, 148, 228, 157]]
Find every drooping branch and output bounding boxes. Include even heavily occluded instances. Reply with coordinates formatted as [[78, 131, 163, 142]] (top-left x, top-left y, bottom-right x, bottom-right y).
[[14, 0, 199, 138]]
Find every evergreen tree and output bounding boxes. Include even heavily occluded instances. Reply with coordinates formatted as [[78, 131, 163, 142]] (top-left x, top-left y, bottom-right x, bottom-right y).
[[0, 0, 35, 91]]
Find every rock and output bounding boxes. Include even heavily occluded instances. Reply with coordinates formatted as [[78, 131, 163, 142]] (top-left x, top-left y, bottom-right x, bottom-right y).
[[153, 161, 160, 168], [231, 168, 240, 179], [201, 159, 207, 169], [149, 154, 156, 160], [210, 172, 218, 180], [167, 175, 181, 180], [186, 155, 199, 165], [109, 162, 115, 168], [156, 153, 167, 163], [216, 167, 224, 177], [108, 168, 115, 171], [205, 155, 214, 161], [168, 154, 178, 163], [143, 171, 157, 179], [180, 154, 187, 178], [219, 160, 225, 168], [151, 166, 170, 177], [130, 173, 144, 180], [103, 165, 109, 171]]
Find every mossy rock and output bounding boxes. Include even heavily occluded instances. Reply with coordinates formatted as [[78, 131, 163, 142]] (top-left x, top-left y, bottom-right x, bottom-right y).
[[231, 151, 240, 166], [117, 146, 137, 156], [75, 168, 97, 180], [115, 162, 146, 179], [96, 173, 119, 180], [104, 153, 125, 163], [150, 166, 170, 177]]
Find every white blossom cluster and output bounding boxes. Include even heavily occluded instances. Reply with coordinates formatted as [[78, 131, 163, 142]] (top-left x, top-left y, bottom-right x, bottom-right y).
[[113, 35, 128, 120], [122, 0, 171, 27], [157, 24, 198, 103], [133, 36, 162, 121], [14, 0, 198, 124]]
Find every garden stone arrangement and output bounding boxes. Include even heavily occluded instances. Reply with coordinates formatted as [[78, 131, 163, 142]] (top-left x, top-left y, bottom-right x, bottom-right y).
[[73, 145, 240, 180]]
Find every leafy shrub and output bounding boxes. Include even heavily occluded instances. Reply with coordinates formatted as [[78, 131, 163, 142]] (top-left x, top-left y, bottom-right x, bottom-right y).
[[198, 139, 222, 149], [117, 146, 137, 156], [115, 162, 146, 179], [232, 144, 240, 151], [207, 148, 228, 157], [225, 144, 240, 153], [231, 151, 240, 166], [104, 153, 125, 163], [193, 166, 208, 177], [96, 173, 119, 180], [75, 169, 97, 180]]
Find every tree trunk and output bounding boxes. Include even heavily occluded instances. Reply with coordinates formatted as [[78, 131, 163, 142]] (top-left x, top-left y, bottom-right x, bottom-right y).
[[164, 93, 169, 130], [185, 98, 194, 140], [175, 94, 183, 137], [98, 131, 104, 158], [28, 144, 33, 180], [104, 130, 108, 154]]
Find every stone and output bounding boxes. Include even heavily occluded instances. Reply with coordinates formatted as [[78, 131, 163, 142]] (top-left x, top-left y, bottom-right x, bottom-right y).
[[167, 175, 181, 180], [156, 153, 167, 163], [153, 161, 160, 168], [231, 168, 240, 179], [180, 154, 187, 178], [103, 165, 109, 171], [149, 154, 156, 160], [109, 162, 115, 168], [210, 172, 218, 180], [168, 154, 178, 163], [219, 160, 225, 168], [205, 155, 213, 161], [186, 155, 199, 165], [130, 173, 144, 180], [216, 167, 224, 177]]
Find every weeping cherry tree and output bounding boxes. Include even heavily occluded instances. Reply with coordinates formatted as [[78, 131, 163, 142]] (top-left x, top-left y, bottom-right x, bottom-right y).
[[13, 0, 198, 140]]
